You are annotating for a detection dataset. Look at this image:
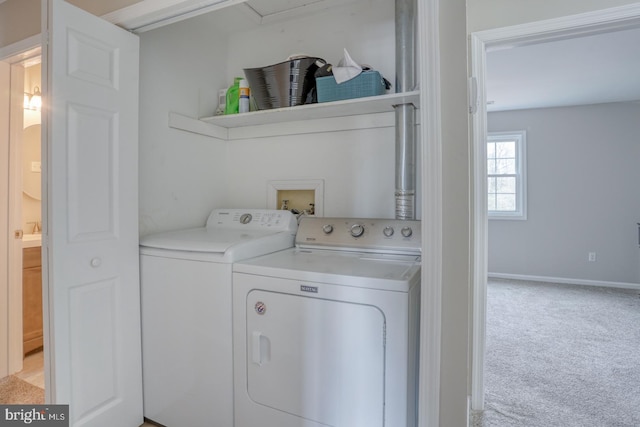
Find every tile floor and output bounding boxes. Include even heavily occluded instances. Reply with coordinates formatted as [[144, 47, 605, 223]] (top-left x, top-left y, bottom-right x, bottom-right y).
[[15, 350, 45, 389]]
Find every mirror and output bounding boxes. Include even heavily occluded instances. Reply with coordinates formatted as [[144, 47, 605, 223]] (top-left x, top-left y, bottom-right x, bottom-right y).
[[22, 124, 41, 201]]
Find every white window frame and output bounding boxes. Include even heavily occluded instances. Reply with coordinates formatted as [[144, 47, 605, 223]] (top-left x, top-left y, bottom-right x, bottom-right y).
[[487, 130, 527, 220]]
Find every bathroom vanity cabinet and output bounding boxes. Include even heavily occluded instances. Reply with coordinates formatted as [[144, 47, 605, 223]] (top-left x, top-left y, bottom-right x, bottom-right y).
[[22, 247, 43, 355]]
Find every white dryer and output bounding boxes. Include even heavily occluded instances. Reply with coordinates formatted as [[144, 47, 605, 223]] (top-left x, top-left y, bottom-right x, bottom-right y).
[[139, 209, 297, 427], [232, 216, 421, 427]]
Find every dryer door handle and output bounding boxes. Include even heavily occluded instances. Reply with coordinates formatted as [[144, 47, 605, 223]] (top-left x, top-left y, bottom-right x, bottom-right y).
[[252, 331, 271, 366]]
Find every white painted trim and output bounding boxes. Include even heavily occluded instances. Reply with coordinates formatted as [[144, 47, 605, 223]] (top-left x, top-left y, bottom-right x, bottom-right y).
[[470, 3, 640, 413], [101, 0, 248, 32], [470, 32, 488, 412], [0, 60, 10, 379], [266, 179, 324, 216], [489, 272, 640, 291], [418, 0, 442, 426], [474, 3, 640, 50], [41, 0, 53, 404], [0, 35, 41, 63], [8, 64, 25, 375]]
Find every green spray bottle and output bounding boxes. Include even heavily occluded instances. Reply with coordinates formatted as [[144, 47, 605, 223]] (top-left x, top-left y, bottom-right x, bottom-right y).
[[224, 77, 243, 115]]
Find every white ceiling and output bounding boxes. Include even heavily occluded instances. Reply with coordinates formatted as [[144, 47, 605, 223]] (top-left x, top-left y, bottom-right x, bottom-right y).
[[486, 26, 640, 112]]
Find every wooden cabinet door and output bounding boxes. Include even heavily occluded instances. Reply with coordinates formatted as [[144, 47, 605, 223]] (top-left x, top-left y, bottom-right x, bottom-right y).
[[23, 247, 43, 355]]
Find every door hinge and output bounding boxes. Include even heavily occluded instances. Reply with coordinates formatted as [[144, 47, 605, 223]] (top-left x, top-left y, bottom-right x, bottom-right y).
[[14, 229, 24, 239]]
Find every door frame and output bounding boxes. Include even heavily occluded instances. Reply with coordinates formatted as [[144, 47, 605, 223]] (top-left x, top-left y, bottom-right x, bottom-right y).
[[0, 35, 41, 379], [470, 2, 640, 410]]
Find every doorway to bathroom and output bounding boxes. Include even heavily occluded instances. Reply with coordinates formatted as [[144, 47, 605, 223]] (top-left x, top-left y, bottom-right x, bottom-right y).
[[0, 43, 45, 404]]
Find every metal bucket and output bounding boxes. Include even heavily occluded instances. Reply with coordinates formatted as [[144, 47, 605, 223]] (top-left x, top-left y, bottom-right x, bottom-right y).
[[244, 57, 324, 110]]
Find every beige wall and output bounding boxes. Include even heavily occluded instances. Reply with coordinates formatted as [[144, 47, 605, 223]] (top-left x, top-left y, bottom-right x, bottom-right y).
[[467, 0, 640, 32], [22, 63, 41, 233], [0, 0, 39, 48], [0, 0, 142, 49]]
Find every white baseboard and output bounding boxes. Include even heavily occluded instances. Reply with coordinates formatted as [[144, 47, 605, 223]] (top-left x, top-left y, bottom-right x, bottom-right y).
[[488, 272, 640, 291]]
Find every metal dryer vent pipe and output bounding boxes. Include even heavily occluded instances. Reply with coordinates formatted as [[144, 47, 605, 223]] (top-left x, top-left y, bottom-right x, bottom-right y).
[[394, 0, 417, 220]]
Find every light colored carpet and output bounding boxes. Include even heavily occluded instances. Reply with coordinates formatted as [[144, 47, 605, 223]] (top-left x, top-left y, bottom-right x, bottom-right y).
[[0, 375, 44, 404], [471, 279, 640, 426]]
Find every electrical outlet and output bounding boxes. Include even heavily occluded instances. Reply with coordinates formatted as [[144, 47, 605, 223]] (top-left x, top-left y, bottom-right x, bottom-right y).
[[588, 252, 596, 262]]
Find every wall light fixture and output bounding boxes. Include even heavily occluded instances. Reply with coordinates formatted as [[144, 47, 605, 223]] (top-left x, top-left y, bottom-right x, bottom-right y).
[[24, 86, 42, 111]]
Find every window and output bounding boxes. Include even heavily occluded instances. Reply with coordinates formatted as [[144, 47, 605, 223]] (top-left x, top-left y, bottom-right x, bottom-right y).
[[487, 131, 527, 219]]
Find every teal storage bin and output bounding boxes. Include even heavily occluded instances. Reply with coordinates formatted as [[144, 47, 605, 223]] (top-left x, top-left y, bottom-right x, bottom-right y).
[[316, 71, 387, 103]]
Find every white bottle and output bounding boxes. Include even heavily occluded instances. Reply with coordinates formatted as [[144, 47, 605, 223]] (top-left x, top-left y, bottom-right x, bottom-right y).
[[239, 79, 250, 113], [215, 88, 227, 115]]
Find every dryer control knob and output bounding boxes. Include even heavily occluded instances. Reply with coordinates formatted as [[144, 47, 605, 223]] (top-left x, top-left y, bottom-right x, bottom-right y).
[[322, 224, 334, 234], [401, 226, 413, 238], [350, 224, 365, 238], [383, 226, 395, 237]]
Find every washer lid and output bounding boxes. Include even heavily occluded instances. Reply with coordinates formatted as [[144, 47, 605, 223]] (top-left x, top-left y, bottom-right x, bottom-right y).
[[140, 227, 277, 253], [139, 209, 298, 255]]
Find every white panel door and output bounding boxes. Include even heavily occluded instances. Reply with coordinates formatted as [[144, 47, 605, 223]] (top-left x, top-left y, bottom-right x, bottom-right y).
[[246, 290, 385, 427], [42, 0, 142, 425]]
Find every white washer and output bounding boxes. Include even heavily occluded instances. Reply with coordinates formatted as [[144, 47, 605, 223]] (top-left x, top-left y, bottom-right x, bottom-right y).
[[232, 216, 421, 427], [139, 209, 297, 427]]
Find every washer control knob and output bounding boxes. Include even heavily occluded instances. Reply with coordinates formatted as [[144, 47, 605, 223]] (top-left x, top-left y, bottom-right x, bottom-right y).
[[383, 226, 394, 237], [239, 213, 252, 224], [401, 226, 413, 238], [350, 224, 365, 238], [322, 224, 334, 234]]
